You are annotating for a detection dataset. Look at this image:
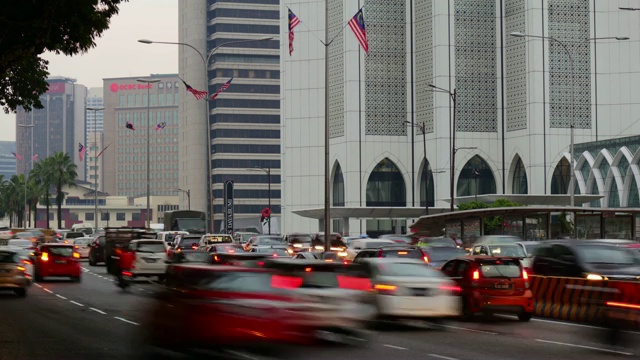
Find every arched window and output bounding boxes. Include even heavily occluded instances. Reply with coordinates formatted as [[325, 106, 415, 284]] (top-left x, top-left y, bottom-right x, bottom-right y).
[[511, 157, 528, 194], [420, 160, 435, 207], [366, 158, 406, 207], [629, 176, 640, 207], [551, 158, 570, 194], [457, 155, 496, 197], [332, 163, 345, 207]]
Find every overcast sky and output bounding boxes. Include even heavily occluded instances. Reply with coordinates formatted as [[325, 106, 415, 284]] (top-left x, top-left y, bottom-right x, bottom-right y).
[[0, 0, 178, 142]]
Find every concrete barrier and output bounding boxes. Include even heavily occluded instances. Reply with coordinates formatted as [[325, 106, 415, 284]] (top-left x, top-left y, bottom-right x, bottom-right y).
[[530, 275, 640, 328]]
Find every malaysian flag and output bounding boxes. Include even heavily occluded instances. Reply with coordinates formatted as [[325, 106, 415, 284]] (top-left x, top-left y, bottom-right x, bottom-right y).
[[155, 122, 167, 132], [11, 152, 22, 161], [180, 79, 208, 100], [32, 154, 38, 162], [78, 143, 86, 162], [288, 8, 301, 56], [125, 121, 135, 130], [348, 8, 369, 54], [210, 77, 234, 100]]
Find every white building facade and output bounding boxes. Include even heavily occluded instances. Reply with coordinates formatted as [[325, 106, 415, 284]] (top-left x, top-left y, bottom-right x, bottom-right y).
[[281, 0, 640, 235]]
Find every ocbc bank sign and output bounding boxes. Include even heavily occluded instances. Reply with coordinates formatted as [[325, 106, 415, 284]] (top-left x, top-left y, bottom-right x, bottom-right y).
[[109, 83, 153, 93]]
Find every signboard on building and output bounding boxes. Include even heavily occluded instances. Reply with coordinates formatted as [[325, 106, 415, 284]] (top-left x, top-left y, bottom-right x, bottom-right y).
[[47, 82, 66, 94], [109, 83, 153, 93], [224, 180, 234, 234]]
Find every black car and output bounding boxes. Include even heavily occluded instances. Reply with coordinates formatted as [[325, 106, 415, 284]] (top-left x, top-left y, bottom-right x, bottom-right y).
[[352, 245, 428, 264], [165, 250, 212, 264], [88, 235, 106, 266], [421, 246, 468, 268], [531, 240, 640, 280]]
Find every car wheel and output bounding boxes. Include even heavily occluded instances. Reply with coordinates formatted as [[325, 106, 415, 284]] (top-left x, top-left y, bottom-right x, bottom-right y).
[[460, 298, 474, 321], [89, 256, 96, 266], [518, 311, 533, 322], [72, 276, 81, 283], [14, 288, 27, 297], [34, 273, 43, 282]]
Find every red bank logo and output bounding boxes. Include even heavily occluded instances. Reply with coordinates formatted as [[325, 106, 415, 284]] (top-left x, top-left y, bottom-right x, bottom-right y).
[[47, 82, 65, 94], [109, 83, 153, 93]]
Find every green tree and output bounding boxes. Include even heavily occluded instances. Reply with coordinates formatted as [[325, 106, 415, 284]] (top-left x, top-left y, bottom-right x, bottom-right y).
[[5, 175, 26, 227], [48, 152, 77, 229], [31, 159, 53, 229], [458, 199, 523, 234], [0, 0, 127, 113]]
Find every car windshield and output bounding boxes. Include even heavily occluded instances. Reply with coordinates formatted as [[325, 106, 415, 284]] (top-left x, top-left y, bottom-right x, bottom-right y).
[[214, 244, 244, 252], [487, 245, 526, 257], [178, 238, 200, 247], [376, 262, 442, 277], [137, 242, 166, 253], [65, 232, 85, 239], [421, 238, 456, 247], [360, 241, 394, 249], [204, 235, 233, 244], [7, 240, 32, 248], [424, 247, 467, 262], [257, 237, 283, 245], [289, 235, 312, 244], [523, 243, 541, 255], [381, 249, 424, 259], [176, 218, 206, 233], [256, 247, 286, 253], [479, 260, 522, 278], [45, 247, 74, 257], [576, 245, 636, 265], [0, 251, 18, 263]]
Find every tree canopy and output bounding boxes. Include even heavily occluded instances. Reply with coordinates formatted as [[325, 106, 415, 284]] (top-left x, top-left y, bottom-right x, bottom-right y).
[[0, 0, 127, 114]]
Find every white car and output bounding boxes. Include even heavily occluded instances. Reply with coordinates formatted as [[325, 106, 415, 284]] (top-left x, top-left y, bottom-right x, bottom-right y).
[[73, 237, 93, 259], [126, 240, 168, 279], [362, 258, 461, 324], [3, 246, 34, 284], [198, 234, 234, 251], [345, 239, 397, 261]]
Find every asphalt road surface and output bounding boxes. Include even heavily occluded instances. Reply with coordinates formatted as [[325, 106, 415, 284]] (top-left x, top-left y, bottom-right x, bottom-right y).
[[1, 262, 639, 360]]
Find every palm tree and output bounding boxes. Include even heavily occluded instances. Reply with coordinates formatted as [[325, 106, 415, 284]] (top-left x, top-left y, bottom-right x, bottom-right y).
[[30, 160, 51, 228], [48, 152, 77, 229], [7, 175, 25, 227], [0, 175, 7, 223]]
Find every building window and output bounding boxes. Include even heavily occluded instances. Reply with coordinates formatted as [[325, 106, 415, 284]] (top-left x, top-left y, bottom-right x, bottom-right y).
[[366, 158, 406, 207], [333, 163, 345, 207], [85, 213, 94, 221], [70, 213, 79, 221], [116, 213, 125, 221], [457, 155, 497, 197], [551, 158, 571, 195], [420, 160, 435, 207], [101, 212, 110, 221], [132, 213, 141, 221], [511, 156, 528, 194]]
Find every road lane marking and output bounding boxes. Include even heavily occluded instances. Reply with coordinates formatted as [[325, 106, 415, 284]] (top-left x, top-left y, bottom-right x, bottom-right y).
[[383, 344, 407, 350], [535, 339, 634, 356], [225, 350, 258, 360], [81, 268, 89, 272], [114, 316, 139, 326], [34, 283, 42, 288], [70, 300, 84, 307], [496, 315, 640, 335], [441, 325, 498, 335], [89, 307, 106, 315], [42, 288, 53, 294], [55, 294, 67, 300], [429, 354, 459, 360]]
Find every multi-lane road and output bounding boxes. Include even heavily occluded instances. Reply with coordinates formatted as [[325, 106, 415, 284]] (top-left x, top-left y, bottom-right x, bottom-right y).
[[1, 263, 639, 360]]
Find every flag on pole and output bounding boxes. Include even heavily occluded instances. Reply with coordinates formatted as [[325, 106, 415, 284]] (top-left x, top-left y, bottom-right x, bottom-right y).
[[155, 122, 167, 132], [125, 121, 135, 130], [348, 8, 369, 54], [11, 152, 22, 161], [97, 142, 111, 158], [210, 77, 234, 100], [180, 79, 208, 100], [78, 143, 86, 162], [32, 154, 38, 162], [288, 9, 301, 56]]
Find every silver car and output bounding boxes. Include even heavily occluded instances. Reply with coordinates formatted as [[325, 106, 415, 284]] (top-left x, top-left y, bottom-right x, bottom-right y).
[[0, 248, 29, 297]]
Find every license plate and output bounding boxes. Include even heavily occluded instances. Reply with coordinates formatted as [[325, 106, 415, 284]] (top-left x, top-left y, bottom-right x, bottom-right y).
[[494, 284, 510, 289], [412, 289, 430, 296], [144, 258, 157, 263], [55, 260, 66, 264]]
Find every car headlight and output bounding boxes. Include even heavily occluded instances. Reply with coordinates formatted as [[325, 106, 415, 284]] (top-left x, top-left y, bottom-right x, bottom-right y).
[[314, 245, 324, 250], [293, 243, 302, 248], [586, 273, 604, 281]]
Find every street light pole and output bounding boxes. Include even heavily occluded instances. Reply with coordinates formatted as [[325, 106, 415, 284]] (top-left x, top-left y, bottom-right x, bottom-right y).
[[509, 33, 628, 207], [177, 188, 191, 210], [138, 37, 273, 233], [87, 106, 105, 230], [18, 123, 35, 227], [405, 121, 430, 214], [136, 79, 160, 228]]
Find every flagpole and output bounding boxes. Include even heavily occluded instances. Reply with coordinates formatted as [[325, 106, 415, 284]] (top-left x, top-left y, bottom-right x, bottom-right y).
[[323, 0, 331, 251]]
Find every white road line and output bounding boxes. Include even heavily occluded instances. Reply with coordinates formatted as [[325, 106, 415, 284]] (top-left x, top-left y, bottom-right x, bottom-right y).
[[55, 294, 67, 300], [34, 283, 42, 288], [69, 300, 84, 307], [81, 268, 89, 272], [383, 344, 407, 350], [496, 314, 640, 335], [42, 288, 53, 294], [441, 325, 498, 335], [535, 339, 634, 356], [429, 354, 459, 360], [114, 316, 139, 326], [225, 350, 258, 360], [89, 307, 106, 315]]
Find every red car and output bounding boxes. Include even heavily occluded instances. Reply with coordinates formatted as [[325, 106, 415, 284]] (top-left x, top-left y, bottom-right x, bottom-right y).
[[137, 264, 314, 357], [32, 244, 81, 282], [441, 255, 533, 321]]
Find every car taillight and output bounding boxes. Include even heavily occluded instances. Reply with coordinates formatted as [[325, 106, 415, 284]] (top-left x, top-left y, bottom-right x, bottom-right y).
[[522, 269, 530, 288], [122, 270, 133, 277], [374, 284, 398, 295], [377, 249, 384, 257], [191, 244, 198, 250], [272, 253, 278, 258], [423, 255, 429, 263], [41, 252, 49, 261], [17, 265, 26, 272], [74, 245, 79, 249], [439, 284, 462, 295], [271, 275, 303, 289], [472, 269, 480, 280], [21, 259, 32, 265], [228, 249, 235, 254], [72, 252, 80, 259]]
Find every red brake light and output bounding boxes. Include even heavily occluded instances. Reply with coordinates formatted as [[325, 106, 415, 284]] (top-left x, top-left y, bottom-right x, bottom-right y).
[[377, 249, 384, 257], [522, 269, 529, 280], [337, 275, 372, 290], [439, 284, 462, 294], [191, 244, 198, 250], [72, 252, 80, 259], [272, 253, 278, 258], [74, 245, 79, 249], [271, 275, 303, 289], [472, 270, 480, 280], [228, 249, 235, 254]]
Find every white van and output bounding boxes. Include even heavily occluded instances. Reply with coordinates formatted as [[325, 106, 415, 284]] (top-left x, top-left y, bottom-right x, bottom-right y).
[[71, 223, 94, 235], [157, 231, 189, 246]]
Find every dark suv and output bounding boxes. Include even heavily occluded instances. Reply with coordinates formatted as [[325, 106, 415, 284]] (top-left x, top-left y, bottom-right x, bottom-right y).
[[352, 246, 428, 264], [88, 235, 106, 266], [531, 240, 640, 280]]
